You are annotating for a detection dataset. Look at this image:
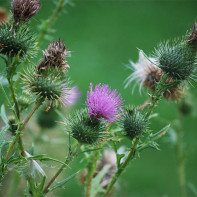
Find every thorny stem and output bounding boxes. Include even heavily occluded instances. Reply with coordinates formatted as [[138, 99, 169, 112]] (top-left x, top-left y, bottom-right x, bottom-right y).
[[85, 149, 100, 197], [43, 143, 81, 194], [5, 103, 41, 162], [103, 74, 175, 196], [103, 138, 139, 197], [137, 98, 151, 111], [175, 112, 187, 197], [37, 0, 68, 46]]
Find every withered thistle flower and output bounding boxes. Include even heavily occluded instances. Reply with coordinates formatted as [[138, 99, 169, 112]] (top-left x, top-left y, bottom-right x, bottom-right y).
[[188, 21, 197, 46], [11, 0, 40, 24], [38, 39, 69, 72], [125, 50, 184, 100], [0, 8, 8, 25]]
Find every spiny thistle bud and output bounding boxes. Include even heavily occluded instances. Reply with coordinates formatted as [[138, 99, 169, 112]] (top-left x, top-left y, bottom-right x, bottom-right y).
[[188, 21, 197, 47], [0, 24, 35, 57], [11, 0, 40, 24], [119, 109, 147, 140], [86, 83, 123, 122], [8, 116, 18, 135], [0, 8, 8, 25], [66, 109, 104, 144], [38, 39, 69, 72], [125, 51, 185, 101], [22, 67, 71, 106], [154, 39, 197, 81]]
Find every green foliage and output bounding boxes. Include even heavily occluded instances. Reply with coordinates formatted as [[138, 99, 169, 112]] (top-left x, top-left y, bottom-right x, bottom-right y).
[[154, 39, 197, 80], [47, 171, 79, 193]]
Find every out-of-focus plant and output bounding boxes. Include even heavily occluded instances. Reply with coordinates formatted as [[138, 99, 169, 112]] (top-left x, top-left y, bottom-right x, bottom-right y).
[[0, 1, 196, 197]]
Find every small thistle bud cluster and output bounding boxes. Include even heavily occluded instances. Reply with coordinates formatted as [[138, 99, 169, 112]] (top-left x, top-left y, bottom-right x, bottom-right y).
[[154, 39, 196, 81], [0, 24, 35, 57], [0, 8, 8, 25], [66, 109, 104, 144], [119, 109, 147, 140], [38, 39, 69, 72], [86, 83, 123, 122], [11, 0, 40, 24], [125, 51, 184, 100]]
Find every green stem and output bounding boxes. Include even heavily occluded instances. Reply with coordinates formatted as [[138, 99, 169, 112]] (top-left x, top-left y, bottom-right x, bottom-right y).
[[37, 0, 67, 46], [85, 150, 100, 197], [103, 138, 139, 197], [43, 143, 81, 194], [145, 74, 168, 119], [5, 103, 41, 162], [175, 112, 187, 197]]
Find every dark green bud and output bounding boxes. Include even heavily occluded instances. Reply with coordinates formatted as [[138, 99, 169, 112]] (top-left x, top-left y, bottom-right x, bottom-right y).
[[0, 23, 35, 57], [66, 109, 103, 144], [37, 107, 58, 129], [154, 39, 196, 81], [8, 116, 18, 135], [120, 109, 147, 140], [179, 99, 193, 116]]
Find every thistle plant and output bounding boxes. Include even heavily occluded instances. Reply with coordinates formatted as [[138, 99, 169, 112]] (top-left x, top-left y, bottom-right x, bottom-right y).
[[0, 1, 196, 197]]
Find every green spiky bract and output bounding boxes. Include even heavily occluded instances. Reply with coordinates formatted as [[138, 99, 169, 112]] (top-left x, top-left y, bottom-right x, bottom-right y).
[[0, 23, 36, 58], [154, 38, 197, 81], [66, 109, 104, 144], [119, 109, 147, 140], [22, 67, 69, 106]]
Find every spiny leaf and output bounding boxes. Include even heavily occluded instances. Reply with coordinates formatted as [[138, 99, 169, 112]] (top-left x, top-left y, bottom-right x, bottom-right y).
[[48, 171, 80, 192], [90, 165, 110, 197]]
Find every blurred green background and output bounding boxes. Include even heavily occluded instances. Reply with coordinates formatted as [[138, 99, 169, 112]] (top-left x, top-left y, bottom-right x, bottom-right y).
[[0, 0, 197, 196]]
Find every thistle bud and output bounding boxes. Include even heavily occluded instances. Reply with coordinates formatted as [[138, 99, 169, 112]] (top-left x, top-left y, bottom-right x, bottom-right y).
[[66, 109, 104, 144], [188, 21, 197, 47], [119, 109, 147, 140], [0, 24, 35, 57], [8, 116, 18, 135], [22, 68, 71, 106], [38, 39, 69, 72], [154, 39, 196, 81], [0, 8, 8, 25], [11, 0, 40, 24]]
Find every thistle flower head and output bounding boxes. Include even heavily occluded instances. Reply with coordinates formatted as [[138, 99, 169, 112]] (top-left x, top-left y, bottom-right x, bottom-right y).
[[66, 109, 104, 144], [119, 108, 147, 140], [154, 39, 197, 81], [11, 0, 40, 24], [125, 50, 185, 100], [86, 83, 123, 122], [38, 39, 69, 72], [0, 23, 36, 57], [0, 8, 8, 25], [22, 67, 71, 106], [188, 21, 197, 46]]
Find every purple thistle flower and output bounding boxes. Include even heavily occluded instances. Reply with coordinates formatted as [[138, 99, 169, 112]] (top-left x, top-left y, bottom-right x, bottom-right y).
[[61, 86, 80, 106], [86, 83, 123, 122]]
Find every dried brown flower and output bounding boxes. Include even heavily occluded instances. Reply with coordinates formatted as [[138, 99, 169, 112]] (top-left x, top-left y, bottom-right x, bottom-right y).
[[125, 50, 185, 101], [11, 0, 40, 24], [188, 21, 197, 46], [38, 39, 69, 72], [0, 8, 8, 25]]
